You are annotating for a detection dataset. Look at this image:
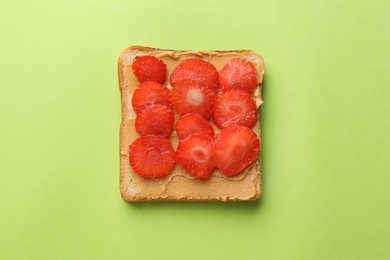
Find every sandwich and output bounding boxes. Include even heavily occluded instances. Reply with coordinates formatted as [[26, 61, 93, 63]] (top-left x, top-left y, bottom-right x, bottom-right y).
[[118, 46, 265, 201]]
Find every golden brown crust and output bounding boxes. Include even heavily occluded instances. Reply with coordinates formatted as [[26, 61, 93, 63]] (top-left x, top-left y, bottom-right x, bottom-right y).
[[118, 45, 264, 202]]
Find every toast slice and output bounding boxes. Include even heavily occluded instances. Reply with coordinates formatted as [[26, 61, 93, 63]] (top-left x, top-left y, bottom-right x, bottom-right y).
[[118, 46, 265, 201]]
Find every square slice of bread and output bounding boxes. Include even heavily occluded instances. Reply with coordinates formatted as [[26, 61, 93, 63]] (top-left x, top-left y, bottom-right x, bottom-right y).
[[118, 46, 265, 202]]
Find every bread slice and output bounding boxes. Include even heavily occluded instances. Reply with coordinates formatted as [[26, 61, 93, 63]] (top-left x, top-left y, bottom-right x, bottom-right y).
[[118, 46, 265, 202]]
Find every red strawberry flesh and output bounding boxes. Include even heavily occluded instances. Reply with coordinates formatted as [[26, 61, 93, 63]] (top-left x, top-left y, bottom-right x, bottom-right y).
[[212, 126, 260, 176], [212, 90, 257, 129], [176, 134, 215, 179], [132, 81, 171, 114], [170, 58, 219, 93], [176, 113, 215, 139], [219, 58, 258, 93], [132, 56, 167, 84], [129, 136, 175, 177], [135, 104, 174, 137]]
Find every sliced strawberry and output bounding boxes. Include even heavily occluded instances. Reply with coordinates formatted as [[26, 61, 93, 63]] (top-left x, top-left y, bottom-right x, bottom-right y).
[[172, 79, 216, 118], [135, 104, 174, 137], [170, 58, 219, 93], [212, 90, 257, 129], [176, 134, 215, 179], [132, 56, 167, 84], [176, 113, 215, 139], [132, 81, 171, 114], [129, 136, 175, 178], [219, 58, 258, 93], [212, 126, 260, 176]]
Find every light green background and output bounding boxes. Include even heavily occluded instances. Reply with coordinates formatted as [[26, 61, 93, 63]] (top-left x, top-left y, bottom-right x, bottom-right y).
[[1, 0, 389, 259]]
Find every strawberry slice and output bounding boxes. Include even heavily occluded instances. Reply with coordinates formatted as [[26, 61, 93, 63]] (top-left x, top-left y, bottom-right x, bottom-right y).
[[135, 104, 174, 137], [132, 81, 171, 114], [175, 134, 215, 179], [212, 90, 257, 129], [176, 113, 215, 139], [172, 79, 216, 118], [212, 126, 260, 176], [132, 56, 167, 84], [219, 58, 258, 93], [170, 58, 219, 93], [129, 136, 175, 178]]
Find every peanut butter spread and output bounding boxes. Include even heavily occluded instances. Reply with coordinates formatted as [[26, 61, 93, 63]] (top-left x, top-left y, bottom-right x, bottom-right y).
[[119, 46, 264, 201]]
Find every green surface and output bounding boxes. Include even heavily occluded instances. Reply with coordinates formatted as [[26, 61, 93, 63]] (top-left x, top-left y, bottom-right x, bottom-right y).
[[1, 0, 389, 259]]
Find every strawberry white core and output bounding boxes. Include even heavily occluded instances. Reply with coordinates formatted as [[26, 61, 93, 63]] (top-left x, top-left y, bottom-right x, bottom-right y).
[[191, 146, 209, 163], [187, 89, 203, 106]]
